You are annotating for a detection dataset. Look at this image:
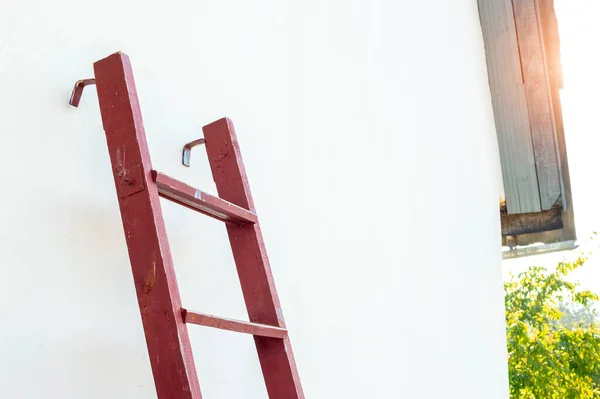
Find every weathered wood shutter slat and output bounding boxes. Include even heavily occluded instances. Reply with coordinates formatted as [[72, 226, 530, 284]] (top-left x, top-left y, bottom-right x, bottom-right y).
[[478, 0, 542, 214], [513, 0, 562, 210]]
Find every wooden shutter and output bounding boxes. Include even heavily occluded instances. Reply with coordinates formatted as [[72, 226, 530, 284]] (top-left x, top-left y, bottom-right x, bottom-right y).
[[478, 0, 562, 215]]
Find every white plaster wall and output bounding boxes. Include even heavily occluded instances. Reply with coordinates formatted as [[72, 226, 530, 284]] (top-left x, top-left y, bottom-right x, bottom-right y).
[[0, 0, 508, 398]]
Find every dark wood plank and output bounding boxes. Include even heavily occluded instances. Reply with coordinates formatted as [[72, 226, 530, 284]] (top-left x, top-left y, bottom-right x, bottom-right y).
[[513, 0, 562, 210], [93, 52, 202, 399], [501, 206, 562, 236], [152, 170, 258, 225], [183, 310, 288, 339], [478, 0, 542, 214], [203, 118, 305, 399]]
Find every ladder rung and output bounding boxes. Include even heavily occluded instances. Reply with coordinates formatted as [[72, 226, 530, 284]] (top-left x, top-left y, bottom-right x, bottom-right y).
[[182, 309, 287, 339], [151, 171, 257, 225]]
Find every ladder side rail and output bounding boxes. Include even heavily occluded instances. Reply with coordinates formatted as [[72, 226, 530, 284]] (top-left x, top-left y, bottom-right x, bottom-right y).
[[203, 118, 305, 399], [93, 52, 203, 399]]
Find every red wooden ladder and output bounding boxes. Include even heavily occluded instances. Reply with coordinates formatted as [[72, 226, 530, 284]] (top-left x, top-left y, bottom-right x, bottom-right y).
[[70, 51, 304, 399]]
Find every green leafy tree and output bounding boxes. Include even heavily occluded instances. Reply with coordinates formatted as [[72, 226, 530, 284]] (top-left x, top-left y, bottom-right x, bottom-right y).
[[558, 300, 598, 329], [505, 254, 600, 398]]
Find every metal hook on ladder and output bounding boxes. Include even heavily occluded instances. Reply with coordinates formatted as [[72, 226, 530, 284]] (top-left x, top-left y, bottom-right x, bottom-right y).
[[69, 79, 96, 107], [182, 138, 206, 167]]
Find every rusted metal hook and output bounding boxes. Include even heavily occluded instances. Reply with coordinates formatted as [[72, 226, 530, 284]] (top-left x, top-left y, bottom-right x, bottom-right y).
[[69, 78, 96, 107], [182, 138, 206, 167]]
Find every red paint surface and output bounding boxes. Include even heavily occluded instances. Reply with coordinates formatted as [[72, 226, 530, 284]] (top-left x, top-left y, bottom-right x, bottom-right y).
[[93, 52, 202, 399], [183, 310, 288, 339], [152, 170, 257, 224], [203, 118, 305, 399]]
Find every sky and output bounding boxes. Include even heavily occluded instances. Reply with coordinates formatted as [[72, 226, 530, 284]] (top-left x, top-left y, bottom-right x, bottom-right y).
[[503, 0, 600, 291]]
